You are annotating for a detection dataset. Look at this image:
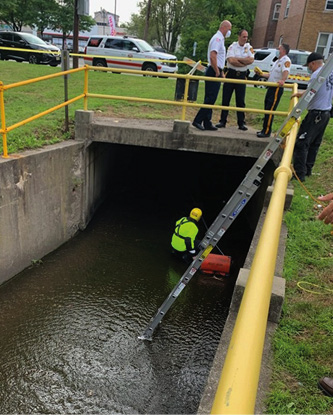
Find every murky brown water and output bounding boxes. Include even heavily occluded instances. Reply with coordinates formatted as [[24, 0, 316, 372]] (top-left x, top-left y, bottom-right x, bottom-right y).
[[0, 198, 238, 414]]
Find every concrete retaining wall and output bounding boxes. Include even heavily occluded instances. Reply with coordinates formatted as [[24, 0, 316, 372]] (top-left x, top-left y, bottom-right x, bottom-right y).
[[0, 140, 113, 285]]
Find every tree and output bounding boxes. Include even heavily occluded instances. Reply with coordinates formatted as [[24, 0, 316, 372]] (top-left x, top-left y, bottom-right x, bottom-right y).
[[49, 0, 95, 49], [31, 0, 59, 36], [178, 0, 258, 68], [125, 0, 191, 53], [0, 0, 33, 31], [150, 0, 191, 52]]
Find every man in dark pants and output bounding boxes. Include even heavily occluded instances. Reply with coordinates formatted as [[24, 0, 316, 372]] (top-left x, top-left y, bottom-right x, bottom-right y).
[[216, 29, 254, 131], [291, 52, 333, 182], [255, 44, 291, 138], [192, 20, 232, 131]]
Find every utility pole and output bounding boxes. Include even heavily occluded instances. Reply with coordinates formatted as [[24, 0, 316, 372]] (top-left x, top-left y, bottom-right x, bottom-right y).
[[73, 0, 79, 69], [143, 0, 152, 40], [114, 0, 117, 23]]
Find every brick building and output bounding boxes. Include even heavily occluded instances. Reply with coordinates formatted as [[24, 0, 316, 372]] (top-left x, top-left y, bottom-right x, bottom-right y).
[[251, 0, 333, 58]]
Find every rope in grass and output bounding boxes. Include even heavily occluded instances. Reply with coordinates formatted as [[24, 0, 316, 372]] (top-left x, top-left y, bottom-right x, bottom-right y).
[[297, 281, 333, 295], [291, 165, 324, 204], [290, 165, 333, 235]]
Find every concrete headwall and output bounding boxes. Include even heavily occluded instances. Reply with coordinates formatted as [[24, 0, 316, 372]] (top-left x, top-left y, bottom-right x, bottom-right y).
[[0, 140, 113, 285]]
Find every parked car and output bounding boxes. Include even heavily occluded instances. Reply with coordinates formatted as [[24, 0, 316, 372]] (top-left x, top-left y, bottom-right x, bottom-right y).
[[83, 35, 178, 74], [0, 31, 61, 66], [248, 47, 311, 88]]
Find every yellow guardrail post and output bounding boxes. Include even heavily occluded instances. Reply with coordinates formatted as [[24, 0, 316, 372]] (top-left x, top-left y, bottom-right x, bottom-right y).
[[0, 82, 8, 158], [181, 75, 190, 121], [84, 65, 89, 111], [210, 83, 299, 415]]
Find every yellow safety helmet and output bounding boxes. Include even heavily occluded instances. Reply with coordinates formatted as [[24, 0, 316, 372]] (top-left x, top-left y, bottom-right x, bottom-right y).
[[190, 208, 202, 222]]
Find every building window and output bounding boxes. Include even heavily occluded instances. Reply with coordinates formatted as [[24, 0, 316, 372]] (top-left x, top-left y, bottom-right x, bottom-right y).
[[273, 3, 281, 20], [279, 35, 283, 45], [325, 0, 333, 10], [267, 41, 274, 48], [316, 32, 333, 59], [284, 0, 291, 17]]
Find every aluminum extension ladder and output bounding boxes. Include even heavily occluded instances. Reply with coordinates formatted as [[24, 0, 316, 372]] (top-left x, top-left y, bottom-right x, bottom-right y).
[[138, 53, 333, 341]]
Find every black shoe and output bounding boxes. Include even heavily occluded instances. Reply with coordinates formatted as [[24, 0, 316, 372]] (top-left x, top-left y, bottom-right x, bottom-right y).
[[318, 377, 333, 397], [192, 122, 205, 131], [215, 122, 226, 128], [238, 125, 248, 131], [257, 131, 270, 138], [205, 125, 218, 131]]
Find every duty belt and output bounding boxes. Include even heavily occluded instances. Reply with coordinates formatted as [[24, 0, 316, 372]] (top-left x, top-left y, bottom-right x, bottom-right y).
[[227, 68, 247, 78], [308, 109, 330, 114]]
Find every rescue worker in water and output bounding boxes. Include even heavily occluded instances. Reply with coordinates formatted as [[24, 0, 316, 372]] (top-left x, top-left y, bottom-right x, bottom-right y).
[[171, 208, 202, 263]]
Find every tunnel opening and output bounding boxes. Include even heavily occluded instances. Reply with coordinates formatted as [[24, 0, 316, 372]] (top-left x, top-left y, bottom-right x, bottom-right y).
[[0, 141, 277, 414], [96, 142, 276, 276]]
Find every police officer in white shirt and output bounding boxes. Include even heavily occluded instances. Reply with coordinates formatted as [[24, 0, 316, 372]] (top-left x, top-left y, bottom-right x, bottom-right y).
[[193, 20, 232, 131], [291, 52, 333, 181], [256, 43, 291, 138], [216, 29, 254, 131]]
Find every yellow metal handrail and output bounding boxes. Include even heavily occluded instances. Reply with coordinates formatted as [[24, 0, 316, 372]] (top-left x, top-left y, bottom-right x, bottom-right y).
[[211, 84, 299, 414], [0, 64, 293, 159]]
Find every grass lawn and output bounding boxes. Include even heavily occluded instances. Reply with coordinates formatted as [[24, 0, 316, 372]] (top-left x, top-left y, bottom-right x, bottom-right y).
[[0, 62, 332, 414]]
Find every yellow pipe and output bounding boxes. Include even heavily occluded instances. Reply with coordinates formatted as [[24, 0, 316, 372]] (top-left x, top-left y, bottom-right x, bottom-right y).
[[181, 76, 190, 120], [4, 67, 84, 90], [84, 65, 294, 88], [83, 65, 89, 111], [211, 87, 300, 414], [6, 95, 84, 133], [0, 82, 8, 158], [87, 93, 288, 116]]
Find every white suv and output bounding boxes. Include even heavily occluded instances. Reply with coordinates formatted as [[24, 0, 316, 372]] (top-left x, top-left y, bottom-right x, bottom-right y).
[[84, 35, 178, 74], [248, 48, 311, 88]]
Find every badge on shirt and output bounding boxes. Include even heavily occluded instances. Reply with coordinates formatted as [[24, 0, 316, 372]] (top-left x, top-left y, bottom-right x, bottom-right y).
[[285, 61, 291, 68]]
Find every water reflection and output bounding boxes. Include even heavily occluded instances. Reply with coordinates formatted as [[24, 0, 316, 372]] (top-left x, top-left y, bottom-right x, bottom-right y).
[[0, 199, 234, 414]]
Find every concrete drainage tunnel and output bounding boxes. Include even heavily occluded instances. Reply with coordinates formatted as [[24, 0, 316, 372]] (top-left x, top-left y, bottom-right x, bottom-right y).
[[0, 142, 275, 414]]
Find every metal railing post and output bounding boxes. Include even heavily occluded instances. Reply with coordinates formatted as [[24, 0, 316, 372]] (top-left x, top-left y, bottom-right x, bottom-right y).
[[0, 82, 8, 158], [181, 76, 190, 120], [62, 50, 70, 132], [84, 65, 89, 110]]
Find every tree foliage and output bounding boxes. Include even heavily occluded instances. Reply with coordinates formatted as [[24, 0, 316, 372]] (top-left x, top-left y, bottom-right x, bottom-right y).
[[178, 0, 258, 63], [49, 0, 94, 48], [32, 0, 59, 35], [0, 0, 94, 43], [125, 0, 258, 59], [125, 0, 191, 53], [0, 0, 34, 31]]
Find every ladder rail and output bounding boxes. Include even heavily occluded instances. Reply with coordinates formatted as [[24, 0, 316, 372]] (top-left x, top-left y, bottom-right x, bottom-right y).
[[139, 54, 333, 341]]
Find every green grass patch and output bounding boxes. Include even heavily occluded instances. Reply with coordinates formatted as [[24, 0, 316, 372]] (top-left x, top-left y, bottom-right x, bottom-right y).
[[266, 114, 333, 413]]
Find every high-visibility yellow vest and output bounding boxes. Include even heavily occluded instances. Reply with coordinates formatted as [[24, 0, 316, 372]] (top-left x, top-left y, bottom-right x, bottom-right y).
[[171, 217, 198, 252]]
